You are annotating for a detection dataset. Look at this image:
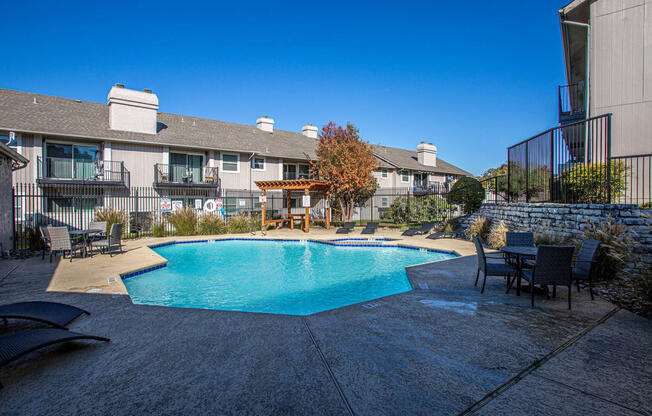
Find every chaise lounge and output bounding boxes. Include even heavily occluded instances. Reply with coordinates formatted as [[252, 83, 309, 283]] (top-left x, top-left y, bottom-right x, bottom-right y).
[[402, 222, 435, 237], [335, 222, 356, 234], [360, 222, 379, 235], [0, 301, 89, 329]]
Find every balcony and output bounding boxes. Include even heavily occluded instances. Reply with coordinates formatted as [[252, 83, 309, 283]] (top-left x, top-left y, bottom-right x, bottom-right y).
[[153, 163, 220, 189], [413, 180, 449, 195], [558, 83, 586, 125], [37, 157, 130, 187]]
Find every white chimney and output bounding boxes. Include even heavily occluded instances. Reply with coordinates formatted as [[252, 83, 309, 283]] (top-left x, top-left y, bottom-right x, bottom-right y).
[[417, 141, 437, 167], [108, 84, 159, 134], [256, 115, 274, 132], [302, 123, 318, 138]]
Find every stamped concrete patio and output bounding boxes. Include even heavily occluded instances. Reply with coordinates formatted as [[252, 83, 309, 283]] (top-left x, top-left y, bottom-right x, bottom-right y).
[[0, 232, 650, 415]]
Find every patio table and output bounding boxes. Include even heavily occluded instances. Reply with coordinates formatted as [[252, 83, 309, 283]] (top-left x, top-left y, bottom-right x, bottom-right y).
[[69, 229, 103, 257], [500, 246, 538, 296]]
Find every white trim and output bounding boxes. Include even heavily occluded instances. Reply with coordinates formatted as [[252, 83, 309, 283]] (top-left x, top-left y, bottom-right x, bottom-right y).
[[221, 152, 240, 173], [401, 170, 410, 183], [251, 156, 266, 171]]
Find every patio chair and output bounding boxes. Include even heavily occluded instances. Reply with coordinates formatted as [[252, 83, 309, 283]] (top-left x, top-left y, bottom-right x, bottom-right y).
[[473, 236, 517, 294], [401, 223, 435, 237], [48, 227, 85, 262], [86, 221, 107, 256], [504, 232, 535, 265], [94, 223, 123, 256], [427, 228, 464, 240], [0, 301, 89, 329], [335, 222, 356, 234], [521, 245, 575, 309], [572, 239, 600, 300], [0, 328, 109, 388], [39, 226, 51, 261], [360, 222, 379, 235]]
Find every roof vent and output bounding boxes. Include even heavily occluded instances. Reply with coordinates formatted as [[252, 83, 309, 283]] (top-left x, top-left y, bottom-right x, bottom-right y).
[[143, 88, 152, 93], [256, 115, 274, 133], [302, 123, 318, 138], [115, 83, 125, 88]]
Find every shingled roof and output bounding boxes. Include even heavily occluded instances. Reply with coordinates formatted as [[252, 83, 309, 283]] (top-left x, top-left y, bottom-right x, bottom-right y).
[[0, 88, 471, 176]]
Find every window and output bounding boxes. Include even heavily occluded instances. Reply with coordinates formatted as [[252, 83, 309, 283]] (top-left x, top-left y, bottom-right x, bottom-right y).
[[381, 197, 388, 207], [221, 153, 239, 173], [401, 171, 410, 183], [0, 132, 16, 146], [251, 157, 265, 170], [298, 164, 310, 179], [45, 142, 99, 179], [381, 169, 388, 179], [47, 197, 98, 213], [283, 164, 297, 180], [170, 152, 203, 183]]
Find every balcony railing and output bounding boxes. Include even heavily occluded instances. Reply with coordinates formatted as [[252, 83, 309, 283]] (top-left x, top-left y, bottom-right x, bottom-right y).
[[154, 163, 220, 188], [558, 83, 586, 124], [37, 157, 130, 187], [283, 172, 313, 180], [413, 181, 450, 194]]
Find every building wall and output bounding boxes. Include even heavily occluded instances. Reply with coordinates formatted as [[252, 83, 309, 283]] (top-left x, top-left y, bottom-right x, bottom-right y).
[[0, 155, 14, 252], [589, 0, 652, 156], [112, 141, 166, 187]]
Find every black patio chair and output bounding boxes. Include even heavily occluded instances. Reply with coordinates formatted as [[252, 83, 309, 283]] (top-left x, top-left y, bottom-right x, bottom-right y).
[[504, 232, 535, 265], [572, 239, 600, 300], [335, 222, 356, 234], [401, 223, 435, 237], [94, 223, 123, 256], [0, 329, 110, 388], [360, 222, 379, 235], [473, 236, 517, 294], [521, 245, 575, 309], [0, 301, 89, 329]]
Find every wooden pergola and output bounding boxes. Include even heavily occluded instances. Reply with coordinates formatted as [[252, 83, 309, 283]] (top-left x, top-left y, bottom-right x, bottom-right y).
[[254, 179, 332, 232]]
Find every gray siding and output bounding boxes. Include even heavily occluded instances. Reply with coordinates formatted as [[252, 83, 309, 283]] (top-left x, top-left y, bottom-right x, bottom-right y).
[[590, 0, 652, 156]]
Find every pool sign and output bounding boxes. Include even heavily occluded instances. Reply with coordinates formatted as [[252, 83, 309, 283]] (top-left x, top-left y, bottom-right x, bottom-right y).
[[203, 199, 217, 212], [160, 198, 172, 212], [259, 195, 266, 203], [172, 200, 183, 211], [194, 199, 203, 210], [302, 195, 311, 207], [238, 199, 246, 207], [216, 198, 223, 208]]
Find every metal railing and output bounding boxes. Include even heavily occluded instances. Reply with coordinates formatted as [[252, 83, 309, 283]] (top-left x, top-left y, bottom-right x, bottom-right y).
[[37, 157, 129, 187], [154, 164, 219, 187], [507, 114, 613, 203], [609, 153, 652, 206], [558, 83, 585, 124]]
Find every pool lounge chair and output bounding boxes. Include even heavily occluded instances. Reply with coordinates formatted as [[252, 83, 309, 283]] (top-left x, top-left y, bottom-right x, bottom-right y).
[[0, 301, 89, 329], [0, 329, 109, 388], [335, 222, 356, 234], [360, 222, 379, 235], [402, 223, 435, 237], [427, 229, 464, 240]]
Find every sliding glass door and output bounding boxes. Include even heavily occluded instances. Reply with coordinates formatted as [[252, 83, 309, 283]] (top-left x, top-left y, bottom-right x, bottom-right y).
[[170, 152, 203, 183], [46, 143, 99, 179]]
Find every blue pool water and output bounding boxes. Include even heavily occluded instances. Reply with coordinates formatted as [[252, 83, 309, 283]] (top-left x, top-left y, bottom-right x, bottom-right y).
[[123, 240, 457, 315]]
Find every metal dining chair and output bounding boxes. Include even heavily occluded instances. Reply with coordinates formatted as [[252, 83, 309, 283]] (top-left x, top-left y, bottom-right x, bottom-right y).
[[573, 239, 600, 300], [521, 245, 575, 309]]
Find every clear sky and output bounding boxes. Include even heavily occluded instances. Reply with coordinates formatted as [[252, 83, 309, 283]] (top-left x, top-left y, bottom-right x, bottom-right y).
[[1, 1, 570, 176]]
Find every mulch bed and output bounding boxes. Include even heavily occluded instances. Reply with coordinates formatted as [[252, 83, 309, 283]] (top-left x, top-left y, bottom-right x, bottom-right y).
[[596, 276, 652, 319]]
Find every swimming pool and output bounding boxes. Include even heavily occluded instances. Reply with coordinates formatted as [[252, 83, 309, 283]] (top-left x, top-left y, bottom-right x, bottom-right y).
[[123, 239, 457, 315]]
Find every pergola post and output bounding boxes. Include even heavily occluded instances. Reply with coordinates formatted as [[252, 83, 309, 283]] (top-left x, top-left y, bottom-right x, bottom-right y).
[[287, 190, 292, 230], [304, 189, 310, 232], [261, 189, 267, 231], [326, 191, 331, 229]]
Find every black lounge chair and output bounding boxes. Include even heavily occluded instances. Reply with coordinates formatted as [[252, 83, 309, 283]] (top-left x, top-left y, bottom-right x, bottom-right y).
[[473, 236, 517, 293], [0, 301, 89, 329], [427, 229, 464, 240], [335, 222, 356, 234], [0, 328, 109, 387], [402, 223, 435, 237], [360, 222, 379, 235]]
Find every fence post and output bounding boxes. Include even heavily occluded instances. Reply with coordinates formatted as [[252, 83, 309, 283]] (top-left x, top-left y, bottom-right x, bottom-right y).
[[494, 176, 497, 204], [606, 114, 612, 203], [525, 141, 530, 203], [550, 130, 555, 202], [507, 151, 511, 203]]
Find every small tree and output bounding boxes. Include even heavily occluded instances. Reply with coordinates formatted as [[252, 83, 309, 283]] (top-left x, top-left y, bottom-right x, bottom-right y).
[[388, 194, 450, 224], [448, 177, 485, 214], [309, 122, 377, 221]]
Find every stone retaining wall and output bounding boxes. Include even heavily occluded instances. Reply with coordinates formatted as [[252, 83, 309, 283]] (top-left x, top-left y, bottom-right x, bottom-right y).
[[460, 203, 652, 275]]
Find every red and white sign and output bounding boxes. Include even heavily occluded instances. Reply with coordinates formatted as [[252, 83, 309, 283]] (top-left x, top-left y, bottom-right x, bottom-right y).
[[160, 198, 172, 212], [216, 198, 223, 208], [258, 195, 266, 203]]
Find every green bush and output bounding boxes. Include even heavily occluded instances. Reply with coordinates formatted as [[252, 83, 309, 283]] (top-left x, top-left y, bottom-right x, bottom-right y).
[[152, 222, 167, 237], [227, 215, 250, 233], [95, 207, 127, 235], [448, 177, 485, 215], [168, 206, 198, 236], [560, 161, 627, 203], [198, 214, 228, 235], [387, 194, 450, 224]]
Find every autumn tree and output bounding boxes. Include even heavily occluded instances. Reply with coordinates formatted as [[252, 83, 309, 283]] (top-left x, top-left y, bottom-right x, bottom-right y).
[[308, 122, 377, 221]]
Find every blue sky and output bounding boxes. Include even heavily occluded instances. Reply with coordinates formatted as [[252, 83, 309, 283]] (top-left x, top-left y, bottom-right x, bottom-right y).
[[1, 1, 569, 176]]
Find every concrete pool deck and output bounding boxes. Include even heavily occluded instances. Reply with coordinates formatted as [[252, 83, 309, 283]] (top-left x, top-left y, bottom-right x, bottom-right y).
[[0, 233, 650, 415]]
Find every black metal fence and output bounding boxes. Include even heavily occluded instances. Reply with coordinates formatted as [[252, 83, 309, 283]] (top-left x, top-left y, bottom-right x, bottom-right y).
[[12, 183, 460, 250]]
